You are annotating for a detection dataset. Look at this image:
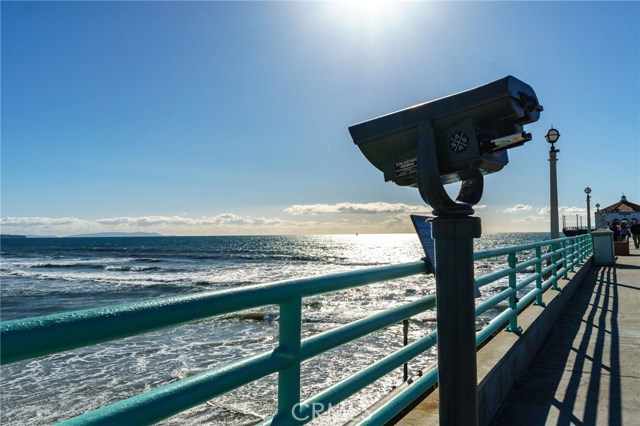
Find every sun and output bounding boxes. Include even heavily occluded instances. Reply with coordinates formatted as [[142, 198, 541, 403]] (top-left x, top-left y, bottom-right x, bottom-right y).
[[327, 0, 404, 34], [346, 0, 393, 18]]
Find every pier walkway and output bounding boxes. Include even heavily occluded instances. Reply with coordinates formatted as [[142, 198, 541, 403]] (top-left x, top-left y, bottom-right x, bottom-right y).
[[396, 246, 639, 426], [490, 247, 640, 426]]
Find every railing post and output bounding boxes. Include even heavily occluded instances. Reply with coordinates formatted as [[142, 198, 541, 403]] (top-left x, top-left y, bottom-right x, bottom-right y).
[[534, 246, 545, 307], [432, 215, 480, 426], [403, 319, 409, 382], [561, 240, 569, 279], [273, 297, 302, 425], [551, 243, 559, 291], [506, 252, 522, 332], [569, 238, 577, 272], [585, 235, 592, 259]]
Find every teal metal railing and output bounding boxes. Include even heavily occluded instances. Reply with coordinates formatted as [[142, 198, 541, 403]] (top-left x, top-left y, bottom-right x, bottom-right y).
[[0, 235, 592, 425]]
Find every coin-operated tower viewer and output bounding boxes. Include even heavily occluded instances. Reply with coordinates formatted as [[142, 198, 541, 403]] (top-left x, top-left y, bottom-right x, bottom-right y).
[[348, 76, 543, 426]]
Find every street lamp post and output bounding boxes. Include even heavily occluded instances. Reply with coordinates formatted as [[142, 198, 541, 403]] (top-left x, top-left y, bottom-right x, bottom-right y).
[[546, 127, 560, 239], [585, 187, 592, 233]]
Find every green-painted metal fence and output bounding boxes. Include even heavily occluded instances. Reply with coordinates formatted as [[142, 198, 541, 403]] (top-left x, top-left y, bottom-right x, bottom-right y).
[[0, 235, 592, 425]]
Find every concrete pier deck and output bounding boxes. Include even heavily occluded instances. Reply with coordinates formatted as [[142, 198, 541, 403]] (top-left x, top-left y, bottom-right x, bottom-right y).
[[395, 245, 639, 426], [490, 247, 640, 425]]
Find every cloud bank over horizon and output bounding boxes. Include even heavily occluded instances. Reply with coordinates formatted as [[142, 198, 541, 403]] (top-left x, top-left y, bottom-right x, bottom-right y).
[[284, 202, 427, 215], [0, 202, 590, 236]]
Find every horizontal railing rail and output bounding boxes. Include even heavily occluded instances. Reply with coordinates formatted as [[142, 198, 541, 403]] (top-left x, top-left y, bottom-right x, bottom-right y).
[[0, 235, 592, 426], [1, 260, 428, 364], [353, 235, 593, 425]]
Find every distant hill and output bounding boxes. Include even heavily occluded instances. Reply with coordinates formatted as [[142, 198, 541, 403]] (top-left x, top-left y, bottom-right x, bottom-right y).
[[66, 232, 164, 238], [0, 234, 28, 239]]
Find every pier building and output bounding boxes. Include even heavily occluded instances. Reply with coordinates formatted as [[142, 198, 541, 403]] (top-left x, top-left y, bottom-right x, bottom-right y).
[[595, 194, 640, 229]]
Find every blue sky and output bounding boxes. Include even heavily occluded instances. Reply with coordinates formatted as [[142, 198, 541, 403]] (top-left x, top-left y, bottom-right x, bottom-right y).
[[2, 1, 639, 236]]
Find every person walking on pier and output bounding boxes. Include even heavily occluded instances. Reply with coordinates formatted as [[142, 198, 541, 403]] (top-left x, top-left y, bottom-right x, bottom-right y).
[[620, 222, 630, 242], [630, 218, 640, 249], [610, 222, 621, 241]]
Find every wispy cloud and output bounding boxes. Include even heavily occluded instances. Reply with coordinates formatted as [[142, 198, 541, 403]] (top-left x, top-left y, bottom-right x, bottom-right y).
[[95, 214, 290, 228], [1, 216, 92, 227], [538, 206, 586, 215], [511, 214, 549, 224], [284, 202, 427, 215], [506, 205, 587, 228], [0, 214, 310, 236], [503, 204, 532, 213]]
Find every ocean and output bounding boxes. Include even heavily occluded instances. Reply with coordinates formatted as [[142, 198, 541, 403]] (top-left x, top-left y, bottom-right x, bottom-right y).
[[0, 233, 549, 425]]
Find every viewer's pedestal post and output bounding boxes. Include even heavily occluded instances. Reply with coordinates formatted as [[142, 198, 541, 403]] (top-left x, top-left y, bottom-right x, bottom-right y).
[[432, 215, 481, 426]]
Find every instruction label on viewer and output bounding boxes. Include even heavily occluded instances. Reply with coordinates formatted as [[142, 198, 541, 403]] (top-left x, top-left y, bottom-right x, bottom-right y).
[[395, 157, 417, 178]]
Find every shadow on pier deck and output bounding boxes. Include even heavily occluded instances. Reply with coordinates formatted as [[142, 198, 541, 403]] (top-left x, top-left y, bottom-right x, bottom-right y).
[[490, 247, 640, 426], [396, 247, 640, 426]]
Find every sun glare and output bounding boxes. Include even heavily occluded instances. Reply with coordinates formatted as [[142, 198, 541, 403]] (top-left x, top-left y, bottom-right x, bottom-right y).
[[348, 0, 392, 18], [328, 0, 403, 35]]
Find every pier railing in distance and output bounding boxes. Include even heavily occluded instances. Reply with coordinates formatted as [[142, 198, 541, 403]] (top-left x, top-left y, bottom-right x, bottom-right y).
[[0, 235, 593, 425]]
